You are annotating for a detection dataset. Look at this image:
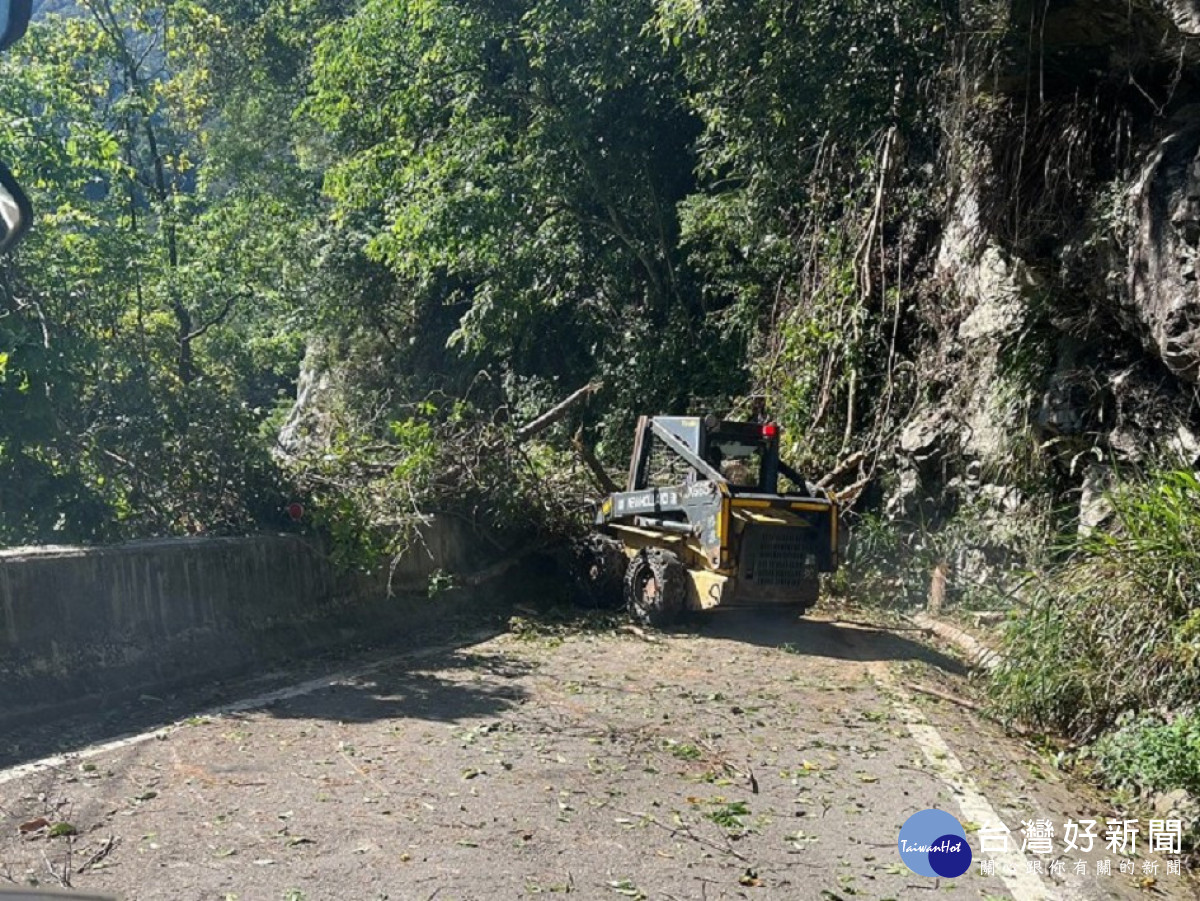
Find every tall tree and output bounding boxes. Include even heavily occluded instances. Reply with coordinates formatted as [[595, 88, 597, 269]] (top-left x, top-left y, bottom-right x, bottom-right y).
[[658, 0, 950, 461], [0, 0, 297, 543], [305, 0, 743, 439]]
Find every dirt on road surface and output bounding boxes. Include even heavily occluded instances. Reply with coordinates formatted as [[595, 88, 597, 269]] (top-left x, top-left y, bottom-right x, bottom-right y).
[[0, 609, 1195, 901]]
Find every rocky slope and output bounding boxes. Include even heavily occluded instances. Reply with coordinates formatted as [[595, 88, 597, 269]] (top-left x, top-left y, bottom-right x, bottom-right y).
[[890, 0, 1200, 578]]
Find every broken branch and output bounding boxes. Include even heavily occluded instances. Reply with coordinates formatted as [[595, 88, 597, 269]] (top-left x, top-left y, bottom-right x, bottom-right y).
[[514, 382, 602, 444], [572, 426, 619, 494], [77, 836, 118, 874], [903, 683, 982, 711], [817, 451, 866, 489]]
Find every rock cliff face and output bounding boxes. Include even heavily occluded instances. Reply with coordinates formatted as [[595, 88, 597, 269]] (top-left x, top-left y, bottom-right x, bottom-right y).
[[890, 0, 1200, 572], [1158, 0, 1200, 35], [1129, 119, 1200, 384]]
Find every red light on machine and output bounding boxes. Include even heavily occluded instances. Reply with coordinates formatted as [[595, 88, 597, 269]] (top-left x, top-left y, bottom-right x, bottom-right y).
[[286, 502, 305, 522], [762, 422, 779, 440]]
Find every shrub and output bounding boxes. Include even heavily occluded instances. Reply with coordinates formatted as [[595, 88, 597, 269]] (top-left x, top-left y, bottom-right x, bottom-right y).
[[1087, 711, 1200, 798], [989, 470, 1200, 741]]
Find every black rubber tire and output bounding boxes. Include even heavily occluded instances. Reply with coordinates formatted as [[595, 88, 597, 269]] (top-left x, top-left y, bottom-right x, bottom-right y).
[[624, 548, 687, 627], [568, 534, 627, 609], [796, 578, 820, 614]]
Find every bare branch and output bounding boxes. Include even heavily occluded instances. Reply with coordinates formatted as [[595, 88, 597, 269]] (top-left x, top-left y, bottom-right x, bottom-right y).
[[184, 288, 247, 343], [817, 451, 866, 489], [514, 382, 602, 444], [77, 836, 118, 874], [572, 426, 619, 494]]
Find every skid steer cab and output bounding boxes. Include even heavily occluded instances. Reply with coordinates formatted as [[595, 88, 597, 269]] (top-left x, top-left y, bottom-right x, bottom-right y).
[[586, 415, 840, 626]]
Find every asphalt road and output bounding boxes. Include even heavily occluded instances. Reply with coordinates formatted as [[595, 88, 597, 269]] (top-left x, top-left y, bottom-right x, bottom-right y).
[[0, 609, 1194, 900]]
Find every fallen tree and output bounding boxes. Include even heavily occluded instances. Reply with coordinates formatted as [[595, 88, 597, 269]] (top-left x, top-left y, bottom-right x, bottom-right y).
[[288, 382, 607, 580]]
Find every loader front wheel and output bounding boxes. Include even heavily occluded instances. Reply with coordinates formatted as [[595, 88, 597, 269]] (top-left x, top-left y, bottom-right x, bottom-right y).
[[625, 548, 686, 627], [568, 534, 626, 609]]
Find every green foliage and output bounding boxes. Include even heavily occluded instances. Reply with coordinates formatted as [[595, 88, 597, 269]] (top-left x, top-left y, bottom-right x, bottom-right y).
[[657, 0, 947, 203], [843, 494, 1053, 611], [665, 740, 702, 761], [990, 470, 1200, 740], [426, 568, 456, 598], [1087, 712, 1200, 798], [303, 0, 747, 453], [0, 0, 317, 544], [842, 513, 930, 607], [287, 380, 596, 572], [705, 800, 751, 833], [0, 0, 993, 583], [297, 407, 441, 570], [658, 0, 950, 455], [766, 243, 865, 466]]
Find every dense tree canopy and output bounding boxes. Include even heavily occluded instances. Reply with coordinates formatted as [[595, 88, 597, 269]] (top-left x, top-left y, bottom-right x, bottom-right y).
[[0, 0, 953, 550]]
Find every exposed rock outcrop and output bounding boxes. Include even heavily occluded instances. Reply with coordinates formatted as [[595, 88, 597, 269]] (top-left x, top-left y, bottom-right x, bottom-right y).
[[276, 342, 335, 458], [1127, 119, 1200, 383], [886, 0, 1200, 577], [1156, 0, 1200, 35]]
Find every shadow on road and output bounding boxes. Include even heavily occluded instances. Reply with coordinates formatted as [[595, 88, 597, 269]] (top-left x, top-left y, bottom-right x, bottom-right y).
[[0, 617, 515, 772], [1, 600, 964, 773], [688, 608, 968, 675], [262, 649, 533, 724]]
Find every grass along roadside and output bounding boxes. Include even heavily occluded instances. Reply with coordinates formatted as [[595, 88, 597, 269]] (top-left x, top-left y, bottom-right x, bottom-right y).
[[985, 470, 1200, 846]]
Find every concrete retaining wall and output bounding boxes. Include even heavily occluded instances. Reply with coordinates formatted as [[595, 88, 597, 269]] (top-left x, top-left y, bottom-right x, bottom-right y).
[[0, 525, 486, 724]]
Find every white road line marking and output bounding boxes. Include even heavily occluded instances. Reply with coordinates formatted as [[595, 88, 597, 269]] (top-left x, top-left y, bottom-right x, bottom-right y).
[[0, 631, 494, 787], [868, 660, 1063, 901]]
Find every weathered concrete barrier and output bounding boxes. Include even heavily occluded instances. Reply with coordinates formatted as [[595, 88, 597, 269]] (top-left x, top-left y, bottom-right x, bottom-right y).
[[0, 526, 488, 724]]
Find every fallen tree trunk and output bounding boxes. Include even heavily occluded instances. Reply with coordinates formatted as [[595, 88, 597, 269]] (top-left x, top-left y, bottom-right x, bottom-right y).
[[909, 612, 1004, 671]]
